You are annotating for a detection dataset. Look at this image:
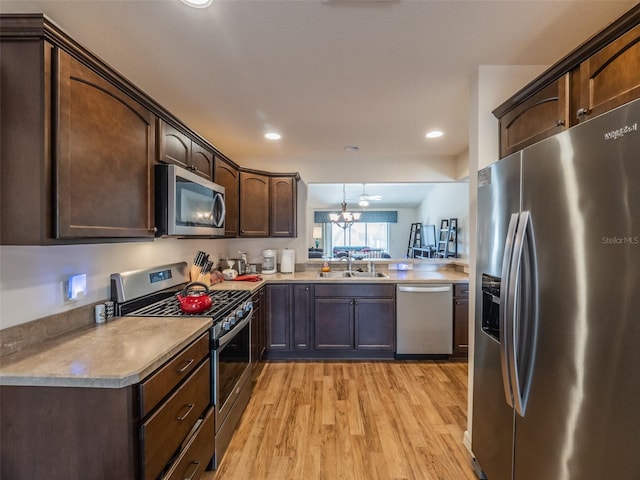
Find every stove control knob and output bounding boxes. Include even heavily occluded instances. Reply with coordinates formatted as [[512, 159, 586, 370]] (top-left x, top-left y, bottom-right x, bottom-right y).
[[227, 315, 236, 327], [244, 301, 253, 312], [235, 308, 244, 320], [222, 319, 231, 331]]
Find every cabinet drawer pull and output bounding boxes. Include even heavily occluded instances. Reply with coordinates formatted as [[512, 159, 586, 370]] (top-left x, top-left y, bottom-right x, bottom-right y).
[[555, 120, 565, 127], [177, 403, 195, 421], [177, 358, 195, 373], [184, 461, 200, 480]]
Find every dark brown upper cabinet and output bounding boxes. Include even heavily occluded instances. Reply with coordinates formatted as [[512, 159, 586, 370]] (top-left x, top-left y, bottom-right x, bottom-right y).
[[239, 172, 270, 237], [498, 75, 570, 157], [157, 119, 214, 181], [493, 6, 640, 158], [270, 176, 297, 237], [0, 14, 301, 243], [1, 18, 156, 244], [214, 156, 240, 237], [238, 171, 299, 238], [578, 23, 640, 123]]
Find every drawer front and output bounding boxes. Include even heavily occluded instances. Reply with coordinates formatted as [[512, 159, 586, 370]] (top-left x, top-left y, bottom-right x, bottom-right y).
[[142, 358, 211, 480], [314, 283, 395, 298], [163, 407, 215, 480], [454, 283, 469, 298], [140, 332, 209, 417]]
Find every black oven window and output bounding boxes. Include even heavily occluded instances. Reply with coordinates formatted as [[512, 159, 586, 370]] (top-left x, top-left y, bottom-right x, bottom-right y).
[[218, 323, 250, 407]]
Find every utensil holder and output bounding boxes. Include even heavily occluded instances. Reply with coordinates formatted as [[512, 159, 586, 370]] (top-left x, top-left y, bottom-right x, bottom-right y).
[[190, 264, 200, 282]]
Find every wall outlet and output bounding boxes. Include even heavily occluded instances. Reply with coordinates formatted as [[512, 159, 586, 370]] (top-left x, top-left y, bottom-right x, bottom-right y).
[[67, 274, 87, 301]]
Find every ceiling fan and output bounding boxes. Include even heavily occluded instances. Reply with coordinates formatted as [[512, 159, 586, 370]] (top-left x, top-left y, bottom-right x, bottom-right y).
[[357, 184, 382, 207]]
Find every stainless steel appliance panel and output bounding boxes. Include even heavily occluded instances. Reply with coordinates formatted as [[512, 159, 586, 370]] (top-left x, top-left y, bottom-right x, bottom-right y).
[[514, 99, 640, 480], [396, 284, 453, 355], [472, 152, 522, 480]]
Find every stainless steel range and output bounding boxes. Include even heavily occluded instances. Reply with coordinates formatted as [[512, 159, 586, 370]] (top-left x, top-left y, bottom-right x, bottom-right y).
[[110, 262, 253, 469]]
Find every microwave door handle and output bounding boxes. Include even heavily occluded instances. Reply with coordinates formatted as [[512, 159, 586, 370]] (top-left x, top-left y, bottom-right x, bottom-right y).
[[214, 192, 226, 227]]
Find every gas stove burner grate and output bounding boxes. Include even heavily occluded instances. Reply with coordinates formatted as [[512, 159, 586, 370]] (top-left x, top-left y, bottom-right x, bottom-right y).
[[127, 288, 251, 319]]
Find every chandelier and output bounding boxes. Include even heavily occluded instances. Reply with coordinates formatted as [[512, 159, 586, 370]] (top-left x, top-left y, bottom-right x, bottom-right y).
[[330, 184, 361, 229]]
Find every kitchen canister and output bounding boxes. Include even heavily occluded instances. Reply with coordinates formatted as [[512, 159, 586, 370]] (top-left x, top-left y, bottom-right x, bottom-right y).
[[280, 249, 295, 273], [262, 249, 277, 274]]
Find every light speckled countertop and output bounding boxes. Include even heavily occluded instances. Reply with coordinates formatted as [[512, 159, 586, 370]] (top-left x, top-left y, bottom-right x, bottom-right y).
[[0, 262, 467, 388], [209, 263, 469, 292], [0, 316, 212, 388]]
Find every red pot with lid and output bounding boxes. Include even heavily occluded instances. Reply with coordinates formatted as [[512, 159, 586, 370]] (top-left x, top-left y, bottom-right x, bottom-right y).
[[176, 282, 212, 314]]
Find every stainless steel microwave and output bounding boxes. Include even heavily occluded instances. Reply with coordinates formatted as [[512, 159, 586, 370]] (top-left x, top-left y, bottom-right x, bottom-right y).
[[155, 164, 226, 237]]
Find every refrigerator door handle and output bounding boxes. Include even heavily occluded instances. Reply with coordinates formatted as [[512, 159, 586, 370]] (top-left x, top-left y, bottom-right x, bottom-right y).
[[508, 210, 533, 417], [499, 212, 519, 408]]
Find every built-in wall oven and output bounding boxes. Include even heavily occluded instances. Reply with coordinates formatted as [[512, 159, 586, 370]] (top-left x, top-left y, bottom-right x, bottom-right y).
[[110, 262, 253, 469]]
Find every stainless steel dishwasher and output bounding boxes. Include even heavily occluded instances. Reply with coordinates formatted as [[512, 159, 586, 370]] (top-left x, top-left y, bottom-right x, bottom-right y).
[[396, 284, 453, 357]]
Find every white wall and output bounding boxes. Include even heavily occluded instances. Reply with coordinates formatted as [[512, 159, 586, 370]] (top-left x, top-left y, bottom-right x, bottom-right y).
[[417, 183, 470, 258], [388, 208, 419, 258], [455, 149, 470, 180], [238, 153, 459, 184], [465, 64, 548, 450], [0, 183, 310, 330]]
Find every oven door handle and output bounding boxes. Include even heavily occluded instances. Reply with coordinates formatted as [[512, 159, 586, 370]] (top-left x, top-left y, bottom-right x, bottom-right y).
[[217, 309, 252, 349]]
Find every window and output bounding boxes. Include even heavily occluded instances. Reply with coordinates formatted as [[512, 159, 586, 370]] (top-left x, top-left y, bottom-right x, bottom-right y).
[[327, 222, 389, 252], [314, 210, 396, 257]]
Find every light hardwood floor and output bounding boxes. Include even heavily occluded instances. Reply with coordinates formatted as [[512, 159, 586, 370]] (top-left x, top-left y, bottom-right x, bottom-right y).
[[205, 361, 476, 480]]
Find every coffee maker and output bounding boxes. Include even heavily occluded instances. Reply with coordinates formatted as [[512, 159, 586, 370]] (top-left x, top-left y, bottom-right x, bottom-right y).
[[262, 249, 276, 274]]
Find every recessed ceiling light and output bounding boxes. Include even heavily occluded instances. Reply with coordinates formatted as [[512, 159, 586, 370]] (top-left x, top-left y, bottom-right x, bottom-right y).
[[265, 132, 282, 140], [425, 130, 444, 139], [180, 0, 213, 8], [344, 145, 360, 152]]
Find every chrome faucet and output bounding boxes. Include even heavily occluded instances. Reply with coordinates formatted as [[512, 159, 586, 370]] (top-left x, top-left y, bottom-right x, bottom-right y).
[[367, 260, 376, 274], [340, 252, 354, 272]]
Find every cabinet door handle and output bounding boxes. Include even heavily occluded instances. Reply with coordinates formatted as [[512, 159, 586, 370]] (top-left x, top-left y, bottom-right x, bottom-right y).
[[556, 120, 565, 127], [577, 107, 590, 118], [184, 461, 200, 480], [177, 403, 195, 421], [177, 358, 195, 373]]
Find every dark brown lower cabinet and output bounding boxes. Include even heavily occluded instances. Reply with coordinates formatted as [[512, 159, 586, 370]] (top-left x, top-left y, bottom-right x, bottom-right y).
[[314, 298, 353, 349], [354, 298, 396, 350], [0, 334, 214, 480], [452, 283, 469, 357], [292, 284, 312, 349], [313, 284, 395, 358], [314, 297, 395, 351], [265, 283, 311, 354]]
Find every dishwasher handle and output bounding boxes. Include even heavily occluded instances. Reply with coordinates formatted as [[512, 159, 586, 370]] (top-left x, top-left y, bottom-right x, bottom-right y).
[[397, 285, 451, 293]]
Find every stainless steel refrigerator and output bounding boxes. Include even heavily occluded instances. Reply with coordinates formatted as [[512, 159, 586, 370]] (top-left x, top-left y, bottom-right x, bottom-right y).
[[472, 98, 640, 480]]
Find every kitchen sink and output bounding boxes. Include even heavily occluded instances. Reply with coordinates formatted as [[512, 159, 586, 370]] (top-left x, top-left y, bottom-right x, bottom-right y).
[[317, 271, 389, 279], [348, 271, 389, 278], [317, 271, 353, 278]]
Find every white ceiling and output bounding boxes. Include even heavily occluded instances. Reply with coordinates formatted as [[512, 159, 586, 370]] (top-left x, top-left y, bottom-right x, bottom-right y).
[[1, 0, 636, 206]]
